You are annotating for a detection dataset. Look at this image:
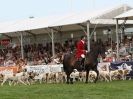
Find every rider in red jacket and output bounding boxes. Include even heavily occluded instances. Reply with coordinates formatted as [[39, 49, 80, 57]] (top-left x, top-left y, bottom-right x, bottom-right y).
[[76, 36, 87, 70], [76, 36, 87, 59]]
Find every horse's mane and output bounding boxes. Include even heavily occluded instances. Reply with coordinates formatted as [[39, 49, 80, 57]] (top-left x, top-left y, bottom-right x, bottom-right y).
[[86, 42, 105, 62]]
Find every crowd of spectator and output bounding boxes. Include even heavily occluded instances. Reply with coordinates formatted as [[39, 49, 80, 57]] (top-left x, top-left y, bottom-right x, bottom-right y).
[[99, 35, 133, 63], [0, 39, 77, 66], [0, 35, 133, 67]]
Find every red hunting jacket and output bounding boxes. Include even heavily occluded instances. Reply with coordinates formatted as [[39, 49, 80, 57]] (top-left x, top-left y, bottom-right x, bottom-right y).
[[76, 40, 86, 59]]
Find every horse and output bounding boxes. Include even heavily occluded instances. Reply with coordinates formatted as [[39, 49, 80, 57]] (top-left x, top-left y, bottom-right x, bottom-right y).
[[63, 42, 105, 84]]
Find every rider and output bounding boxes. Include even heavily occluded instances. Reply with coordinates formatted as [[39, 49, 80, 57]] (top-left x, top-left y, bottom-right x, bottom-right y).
[[76, 36, 87, 70]]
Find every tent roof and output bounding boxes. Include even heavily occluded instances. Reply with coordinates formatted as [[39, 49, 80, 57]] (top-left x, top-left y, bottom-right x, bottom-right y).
[[0, 4, 132, 37], [115, 9, 133, 20], [50, 4, 132, 27]]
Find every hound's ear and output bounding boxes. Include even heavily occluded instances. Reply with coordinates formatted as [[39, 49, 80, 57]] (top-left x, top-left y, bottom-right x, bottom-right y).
[[23, 68, 27, 72], [0, 74, 4, 78]]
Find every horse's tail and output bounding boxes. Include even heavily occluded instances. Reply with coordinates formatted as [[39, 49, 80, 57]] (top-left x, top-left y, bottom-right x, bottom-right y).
[[62, 54, 67, 71], [62, 53, 72, 72]]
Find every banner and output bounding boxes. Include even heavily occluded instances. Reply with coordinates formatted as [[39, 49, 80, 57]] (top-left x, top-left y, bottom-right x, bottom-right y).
[[0, 66, 18, 74], [26, 65, 50, 74], [111, 61, 133, 69], [26, 64, 63, 74], [0, 39, 10, 46], [49, 64, 63, 73], [97, 62, 110, 71], [111, 61, 133, 76]]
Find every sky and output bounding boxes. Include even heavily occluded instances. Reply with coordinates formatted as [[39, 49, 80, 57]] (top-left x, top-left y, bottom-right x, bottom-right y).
[[0, 0, 132, 22]]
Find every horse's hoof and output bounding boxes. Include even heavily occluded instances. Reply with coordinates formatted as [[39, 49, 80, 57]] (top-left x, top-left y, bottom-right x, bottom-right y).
[[85, 82, 88, 84], [70, 82, 73, 84], [66, 82, 69, 84]]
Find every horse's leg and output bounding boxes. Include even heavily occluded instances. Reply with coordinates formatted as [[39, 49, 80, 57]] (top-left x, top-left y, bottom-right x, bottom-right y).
[[70, 77, 73, 84], [94, 68, 99, 83], [85, 70, 89, 83], [66, 73, 70, 84], [70, 72, 74, 84]]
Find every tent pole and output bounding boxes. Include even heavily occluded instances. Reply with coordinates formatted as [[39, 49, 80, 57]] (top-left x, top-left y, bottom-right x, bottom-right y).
[[87, 21, 90, 52], [94, 32, 97, 42], [51, 29, 55, 57], [116, 19, 119, 60], [20, 32, 24, 59]]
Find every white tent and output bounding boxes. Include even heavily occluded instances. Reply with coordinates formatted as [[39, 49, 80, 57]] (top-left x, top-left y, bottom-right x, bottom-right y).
[[0, 4, 131, 36], [115, 9, 133, 20]]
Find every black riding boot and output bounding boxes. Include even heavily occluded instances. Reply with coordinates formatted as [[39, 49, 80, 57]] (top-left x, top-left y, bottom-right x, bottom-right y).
[[80, 58, 85, 71]]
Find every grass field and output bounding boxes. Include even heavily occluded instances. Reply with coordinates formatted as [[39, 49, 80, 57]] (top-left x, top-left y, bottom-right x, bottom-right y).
[[0, 80, 133, 99]]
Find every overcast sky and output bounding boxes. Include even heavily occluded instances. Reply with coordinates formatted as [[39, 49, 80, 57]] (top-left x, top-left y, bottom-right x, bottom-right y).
[[0, 0, 132, 22]]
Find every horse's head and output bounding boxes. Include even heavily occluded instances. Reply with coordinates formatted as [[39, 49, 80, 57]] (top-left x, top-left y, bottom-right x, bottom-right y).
[[98, 45, 106, 59], [91, 42, 106, 59]]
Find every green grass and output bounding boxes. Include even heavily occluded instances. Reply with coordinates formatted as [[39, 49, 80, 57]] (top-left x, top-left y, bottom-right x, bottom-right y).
[[0, 80, 133, 99]]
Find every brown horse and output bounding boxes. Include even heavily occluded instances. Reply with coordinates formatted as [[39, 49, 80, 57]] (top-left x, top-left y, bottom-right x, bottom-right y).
[[63, 42, 105, 84]]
